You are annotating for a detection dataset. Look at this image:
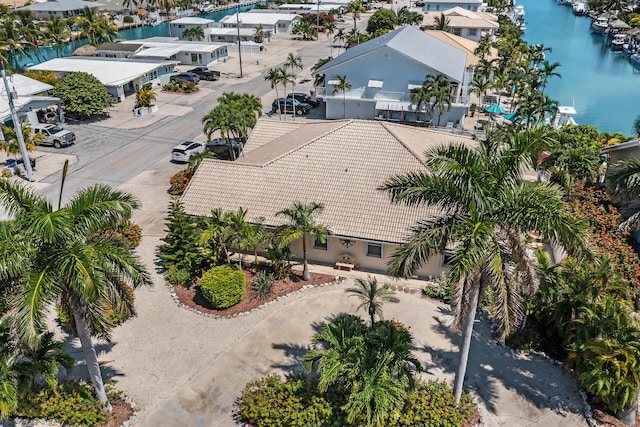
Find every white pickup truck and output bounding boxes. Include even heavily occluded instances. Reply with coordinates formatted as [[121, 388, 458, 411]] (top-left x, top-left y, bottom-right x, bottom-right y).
[[33, 123, 76, 149]]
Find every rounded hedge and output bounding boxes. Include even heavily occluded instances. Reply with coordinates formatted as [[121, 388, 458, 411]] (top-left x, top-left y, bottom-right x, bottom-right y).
[[200, 265, 246, 309]]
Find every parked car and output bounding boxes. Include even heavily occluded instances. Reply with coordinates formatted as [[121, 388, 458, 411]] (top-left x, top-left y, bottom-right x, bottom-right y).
[[170, 72, 200, 84], [271, 98, 312, 115], [171, 141, 205, 163], [33, 123, 76, 149], [205, 138, 243, 161], [286, 92, 319, 107], [188, 67, 220, 81]]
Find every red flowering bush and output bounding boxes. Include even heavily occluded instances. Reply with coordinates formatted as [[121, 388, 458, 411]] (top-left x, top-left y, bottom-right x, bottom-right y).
[[566, 186, 640, 294], [98, 220, 142, 249], [169, 168, 194, 196]]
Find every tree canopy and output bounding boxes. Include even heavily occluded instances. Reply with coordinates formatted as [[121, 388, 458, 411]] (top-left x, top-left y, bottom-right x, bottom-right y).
[[366, 9, 396, 35], [50, 72, 112, 119]]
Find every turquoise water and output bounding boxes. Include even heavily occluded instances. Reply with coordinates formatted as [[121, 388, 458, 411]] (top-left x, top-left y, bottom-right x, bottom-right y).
[[12, 4, 261, 68], [519, 0, 640, 134]]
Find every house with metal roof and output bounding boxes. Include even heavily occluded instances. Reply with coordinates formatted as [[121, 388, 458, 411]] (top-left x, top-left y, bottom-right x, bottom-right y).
[[311, 25, 474, 127], [0, 74, 64, 129], [96, 37, 229, 67], [29, 56, 178, 101], [18, 0, 103, 20], [423, 7, 498, 42], [180, 118, 476, 278], [422, 0, 484, 13], [218, 11, 301, 34]]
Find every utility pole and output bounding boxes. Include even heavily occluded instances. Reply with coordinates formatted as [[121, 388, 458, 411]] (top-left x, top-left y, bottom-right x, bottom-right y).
[[1, 67, 34, 182], [236, 2, 243, 78]]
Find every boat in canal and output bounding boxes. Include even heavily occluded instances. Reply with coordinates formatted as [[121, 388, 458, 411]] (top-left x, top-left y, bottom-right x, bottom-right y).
[[631, 53, 640, 68], [591, 14, 609, 33], [572, 2, 587, 15], [611, 34, 627, 51]]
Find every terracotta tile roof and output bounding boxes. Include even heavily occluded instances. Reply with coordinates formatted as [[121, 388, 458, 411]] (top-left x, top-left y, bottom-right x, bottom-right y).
[[181, 118, 476, 244]]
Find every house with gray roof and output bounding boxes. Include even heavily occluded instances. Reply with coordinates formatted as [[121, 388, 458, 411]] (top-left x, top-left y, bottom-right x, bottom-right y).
[[18, 0, 104, 20], [312, 25, 474, 128], [0, 73, 64, 129], [180, 118, 476, 278]]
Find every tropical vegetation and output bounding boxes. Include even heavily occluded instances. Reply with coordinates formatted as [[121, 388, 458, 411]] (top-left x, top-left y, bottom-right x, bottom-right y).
[[201, 92, 262, 142], [50, 71, 113, 119]]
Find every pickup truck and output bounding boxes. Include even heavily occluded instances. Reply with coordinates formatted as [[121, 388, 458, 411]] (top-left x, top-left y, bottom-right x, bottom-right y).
[[188, 67, 221, 81], [33, 123, 76, 149]]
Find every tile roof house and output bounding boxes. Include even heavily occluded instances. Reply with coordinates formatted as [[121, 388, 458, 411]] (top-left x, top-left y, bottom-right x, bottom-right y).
[[423, 7, 499, 42], [180, 118, 476, 278], [311, 26, 474, 128], [18, 0, 104, 19]]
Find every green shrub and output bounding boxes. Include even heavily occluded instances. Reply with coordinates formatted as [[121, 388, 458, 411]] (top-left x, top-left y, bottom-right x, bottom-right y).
[[166, 265, 191, 286], [200, 265, 245, 309], [505, 328, 543, 351], [394, 381, 476, 427], [238, 375, 338, 427], [15, 382, 107, 425], [252, 270, 274, 298], [123, 15, 134, 23], [423, 277, 453, 303]]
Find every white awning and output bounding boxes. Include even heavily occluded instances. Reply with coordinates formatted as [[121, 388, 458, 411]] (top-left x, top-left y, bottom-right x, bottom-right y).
[[375, 101, 413, 112], [327, 79, 340, 85], [407, 83, 422, 90], [368, 79, 384, 88]]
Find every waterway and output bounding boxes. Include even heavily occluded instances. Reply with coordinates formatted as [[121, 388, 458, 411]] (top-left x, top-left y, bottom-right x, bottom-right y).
[[12, 3, 260, 69], [518, 0, 640, 134]]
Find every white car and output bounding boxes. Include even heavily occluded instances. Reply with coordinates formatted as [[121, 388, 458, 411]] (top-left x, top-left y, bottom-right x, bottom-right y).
[[171, 141, 205, 163]]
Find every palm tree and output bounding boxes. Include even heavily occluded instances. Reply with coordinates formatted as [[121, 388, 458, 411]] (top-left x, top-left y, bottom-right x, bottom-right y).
[[433, 13, 450, 31], [332, 74, 351, 119], [254, 24, 264, 43], [411, 85, 432, 125], [469, 75, 491, 108], [380, 127, 588, 404], [325, 21, 336, 56], [538, 60, 561, 92], [606, 158, 640, 229], [346, 276, 399, 326], [632, 114, 640, 138], [334, 28, 347, 54], [424, 73, 453, 127], [0, 121, 45, 157], [43, 16, 70, 58], [0, 15, 27, 68], [285, 52, 303, 101], [346, 0, 366, 30], [311, 56, 332, 87], [75, 7, 118, 46], [0, 177, 152, 412], [202, 92, 262, 142], [183, 26, 204, 41], [276, 202, 331, 281], [278, 66, 295, 115]]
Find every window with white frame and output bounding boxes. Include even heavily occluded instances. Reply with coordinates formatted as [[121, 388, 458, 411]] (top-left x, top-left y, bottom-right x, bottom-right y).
[[366, 243, 383, 258], [468, 28, 478, 36], [313, 238, 328, 250]]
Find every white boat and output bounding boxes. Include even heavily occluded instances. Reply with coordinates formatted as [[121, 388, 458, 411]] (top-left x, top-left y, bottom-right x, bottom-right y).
[[631, 54, 640, 69], [572, 2, 587, 15], [611, 34, 627, 51], [553, 105, 577, 128], [591, 15, 609, 33]]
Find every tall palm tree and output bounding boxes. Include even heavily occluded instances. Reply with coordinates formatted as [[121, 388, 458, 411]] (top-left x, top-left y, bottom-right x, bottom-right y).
[[469, 75, 491, 108], [334, 28, 346, 54], [380, 126, 588, 404], [346, 276, 399, 326], [278, 66, 295, 114], [538, 60, 561, 92], [75, 7, 118, 46], [43, 16, 70, 58], [285, 52, 303, 101], [0, 177, 152, 412], [325, 21, 336, 56], [346, 0, 366, 31], [0, 15, 27, 68], [332, 74, 351, 119], [276, 202, 331, 281], [264, 67, 283, 118]]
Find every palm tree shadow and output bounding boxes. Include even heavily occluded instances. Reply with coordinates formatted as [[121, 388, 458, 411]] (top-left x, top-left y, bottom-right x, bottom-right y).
[[416, 312, 582, 418], [58, 331, 123, 382]]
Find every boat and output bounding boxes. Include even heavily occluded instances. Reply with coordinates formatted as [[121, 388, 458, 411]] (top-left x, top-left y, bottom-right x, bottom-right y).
[[591, 14, 609, 33], [553, 105, 578, 128], [611, 34, 627, 51], [572, 2, 587, 15], [631, 54, 640, 69], [510, 5, 526, 32]]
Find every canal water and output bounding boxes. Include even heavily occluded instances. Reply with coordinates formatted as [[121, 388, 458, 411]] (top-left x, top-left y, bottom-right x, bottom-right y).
[[12, 4, 260, 69], [518, 0, 640, 134]]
